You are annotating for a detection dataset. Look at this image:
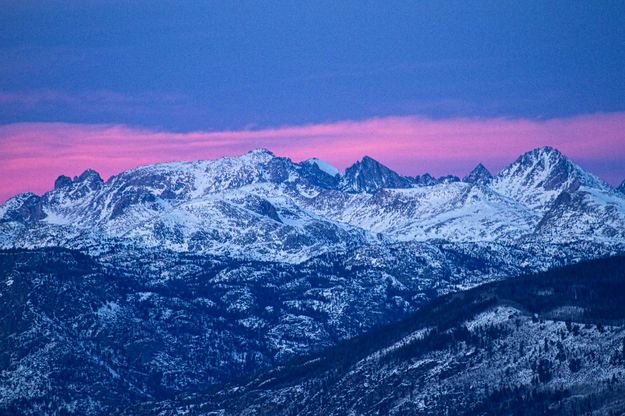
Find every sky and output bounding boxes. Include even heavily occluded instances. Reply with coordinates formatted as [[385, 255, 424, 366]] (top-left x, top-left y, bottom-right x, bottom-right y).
[[1, 1, 624, 202]]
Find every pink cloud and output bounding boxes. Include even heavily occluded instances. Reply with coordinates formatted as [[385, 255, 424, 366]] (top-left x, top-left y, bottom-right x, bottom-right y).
[[1, 113, 625, 203]]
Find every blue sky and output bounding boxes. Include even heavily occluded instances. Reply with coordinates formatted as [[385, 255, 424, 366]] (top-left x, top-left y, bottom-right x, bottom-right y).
[[1, 1, 624, 130]]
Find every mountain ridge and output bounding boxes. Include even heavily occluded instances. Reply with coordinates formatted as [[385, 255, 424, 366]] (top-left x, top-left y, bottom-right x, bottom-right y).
[[7, 146, 619, 200], [1, 146, 625, 263]]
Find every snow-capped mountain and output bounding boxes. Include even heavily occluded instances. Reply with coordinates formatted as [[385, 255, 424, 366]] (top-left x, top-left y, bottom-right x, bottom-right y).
[[618, 179, 625, 194], [491, 146, 610, 211], [0, 149, 369, 262], [1, 146, 625, 262]]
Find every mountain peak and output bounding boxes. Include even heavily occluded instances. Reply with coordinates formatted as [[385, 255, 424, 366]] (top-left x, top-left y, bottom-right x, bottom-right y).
[[535, 145, 558, 153], [463, 163, 493, 184], [499, 147, 577, 188], [437, 175, 460, 184], [54, 175, 73, 190], [350, 155, 386, 170], [414, 173, 436, 186], [341, 156, 412, 193], [49, 169, 104, 192], [492, 146, 607, 210], [76, 169, 103, 183], [524, 145, 563, 160], [238, 148, 277, 165], [247, 148, 275, 157], [298, 158, 341, 189], [618, 180, 625, 194]]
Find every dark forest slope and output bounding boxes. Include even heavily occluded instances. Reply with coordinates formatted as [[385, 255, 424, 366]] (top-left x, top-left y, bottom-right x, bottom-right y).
[[134, 256, 625, 416]]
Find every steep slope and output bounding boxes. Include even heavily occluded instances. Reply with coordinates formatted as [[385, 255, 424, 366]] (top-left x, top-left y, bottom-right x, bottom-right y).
[[534, 186, 625, 243], [301, 158, 340, 177], [617, 180, 625, 195], [297, 158, 341, 189], [300, 182, 540, 242], [145, 256, 625, 416]]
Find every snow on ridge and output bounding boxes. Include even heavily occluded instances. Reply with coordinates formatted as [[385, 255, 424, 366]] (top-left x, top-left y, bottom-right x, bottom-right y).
[[2, 146, 625, 264], [303, 158, 341, 177], [465, 306, 521, 331]]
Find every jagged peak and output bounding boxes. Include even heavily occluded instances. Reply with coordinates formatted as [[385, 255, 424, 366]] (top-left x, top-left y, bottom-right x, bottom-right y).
[[499, 146, 607, 189], [437, 175, 460, 184], [496, 146, 574, 180], [516, 146, 566, 164], [617, 180, 625, 194], [49, 169, 105, 195], [463, 163, 493, 184], [345, 155, 394, 174], [345, 155, 390, 172], [414, 173, 436, 186], [472, 163, 491, 175], [233, 148, 278, 166], [533, 145, 559, 154], [54, 175, 73, 189], [247, 148, 275, 157], [342, 155, 412, 192], [76, 169, 103, 183], [360, 155, 382, 165], [491, 145, 610, 211]]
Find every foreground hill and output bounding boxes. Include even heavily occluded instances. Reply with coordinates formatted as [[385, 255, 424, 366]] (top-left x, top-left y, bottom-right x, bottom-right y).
[[136, 255, 625, 416], [0, 242, 605, 415]]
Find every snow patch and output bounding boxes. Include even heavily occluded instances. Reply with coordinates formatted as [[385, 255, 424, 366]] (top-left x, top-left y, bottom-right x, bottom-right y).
[[96, 301, 121, 320], [304, 158, 340, 177], [465, 306, 520, 330]]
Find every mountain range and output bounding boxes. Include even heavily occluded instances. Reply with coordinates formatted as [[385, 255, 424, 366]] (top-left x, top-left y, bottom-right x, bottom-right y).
[[1, 146, 625, 415], [2, 146, 625, 262]]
